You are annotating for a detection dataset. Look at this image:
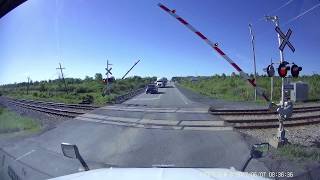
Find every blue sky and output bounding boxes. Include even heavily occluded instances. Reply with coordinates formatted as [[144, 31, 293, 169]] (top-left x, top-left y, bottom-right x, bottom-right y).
[[1, 0, 320, 84]]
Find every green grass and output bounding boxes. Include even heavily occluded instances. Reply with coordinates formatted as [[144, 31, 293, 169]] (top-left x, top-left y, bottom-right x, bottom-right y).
[[0, 76, 155, 106], [0, 107, 40, 134], [277, 144, 320, 161], [179, 75, 320, 104]]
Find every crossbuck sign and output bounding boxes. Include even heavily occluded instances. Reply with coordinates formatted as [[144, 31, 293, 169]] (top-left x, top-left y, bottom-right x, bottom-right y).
[[275, 27, 295, 53]]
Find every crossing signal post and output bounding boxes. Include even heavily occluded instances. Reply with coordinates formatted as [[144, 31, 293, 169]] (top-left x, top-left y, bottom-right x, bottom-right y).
[[265, 15, 299, 148], [103, 60, 114, 95], [264, 62, 275, 101]]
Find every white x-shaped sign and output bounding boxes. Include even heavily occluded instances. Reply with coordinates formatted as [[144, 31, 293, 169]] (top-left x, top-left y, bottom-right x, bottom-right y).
[[275, 27, 295, 53], [105, 67, 112, 75]]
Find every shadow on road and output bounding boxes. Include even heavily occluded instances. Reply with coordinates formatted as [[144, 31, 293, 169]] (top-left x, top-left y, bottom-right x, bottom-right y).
[[160, 86, 174, 88], [145, 92, 165, 95]]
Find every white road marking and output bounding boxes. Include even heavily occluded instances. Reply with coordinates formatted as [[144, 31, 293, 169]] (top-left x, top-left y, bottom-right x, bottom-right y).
[[131, 94, 162, 101], [100, 106, 209, 113], [15, 150, 35, 161]]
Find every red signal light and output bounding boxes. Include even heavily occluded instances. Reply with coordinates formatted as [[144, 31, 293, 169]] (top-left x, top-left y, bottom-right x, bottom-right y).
[[266, 65, 275, 77], [278, 63, 290, 78], [291, 64, 302, 78]]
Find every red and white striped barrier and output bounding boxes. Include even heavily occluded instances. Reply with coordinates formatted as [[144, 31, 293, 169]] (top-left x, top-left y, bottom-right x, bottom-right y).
[[158, 3, 270, 102]]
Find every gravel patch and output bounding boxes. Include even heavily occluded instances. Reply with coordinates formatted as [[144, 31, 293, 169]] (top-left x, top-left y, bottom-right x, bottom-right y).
[[238, 124, 320, 147]]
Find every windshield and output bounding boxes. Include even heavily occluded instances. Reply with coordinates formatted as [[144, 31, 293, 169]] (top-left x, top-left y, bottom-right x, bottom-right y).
[[1, 0, 320, 179]]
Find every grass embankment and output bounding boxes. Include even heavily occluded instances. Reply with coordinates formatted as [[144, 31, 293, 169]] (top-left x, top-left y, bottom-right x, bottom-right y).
[[179, 75, 320, 104], [0, 75, 155, 105], [0, 107, 40, 134], [277, 144, 320, 161]]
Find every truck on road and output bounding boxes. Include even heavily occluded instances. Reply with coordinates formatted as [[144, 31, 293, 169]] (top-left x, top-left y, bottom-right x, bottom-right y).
[[156, 77, 168, 88]]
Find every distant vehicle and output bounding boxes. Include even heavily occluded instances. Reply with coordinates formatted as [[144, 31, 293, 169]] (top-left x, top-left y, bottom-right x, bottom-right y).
[[146, 84, 158, 94], [156, 77, 168, 88]]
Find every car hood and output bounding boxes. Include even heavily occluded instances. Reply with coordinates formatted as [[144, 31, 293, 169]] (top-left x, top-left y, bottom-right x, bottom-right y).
[[49, 168, 268, 180]]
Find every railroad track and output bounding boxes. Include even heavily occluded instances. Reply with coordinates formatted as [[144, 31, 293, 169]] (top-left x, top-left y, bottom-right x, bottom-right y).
[[209, 105, 320, 115], [210, 105, 320, 129], [6, 98, 97, 118]]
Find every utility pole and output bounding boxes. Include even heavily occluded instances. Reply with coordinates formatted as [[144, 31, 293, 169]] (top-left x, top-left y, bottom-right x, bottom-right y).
[[56, 63, 68, 93], [122, 60, 140, 79], [27, 76, 31, 95], [249, 24, 257, 101]]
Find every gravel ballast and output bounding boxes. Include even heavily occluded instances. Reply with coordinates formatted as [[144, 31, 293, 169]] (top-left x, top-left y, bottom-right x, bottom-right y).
[[238, 124, 320, 147]]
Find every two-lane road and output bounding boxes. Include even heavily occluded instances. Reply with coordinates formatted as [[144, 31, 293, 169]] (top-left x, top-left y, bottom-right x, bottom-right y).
[[124, 82, 200, 108], [0, 82, 269, 180]]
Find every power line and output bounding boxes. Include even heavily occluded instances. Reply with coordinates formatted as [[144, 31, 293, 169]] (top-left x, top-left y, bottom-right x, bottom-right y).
[[258, 0, 295, 21], [283, 2, 320, 26], [268, 0, 295, 15]]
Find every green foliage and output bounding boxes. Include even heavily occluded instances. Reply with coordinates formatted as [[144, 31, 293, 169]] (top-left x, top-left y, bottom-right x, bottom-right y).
[[95, 73, 103, 82], [277, 144, 320, 161], [82, 94, 94, 104], [0, 74, 153, 105], [179, 75, 320, 103], [0, 107, 40, 133], [39, 83, 47, 92]]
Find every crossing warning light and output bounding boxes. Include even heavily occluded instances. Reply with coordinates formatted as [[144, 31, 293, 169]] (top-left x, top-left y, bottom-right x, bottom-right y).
[[266, 64, 275, 77], [108, 77, 115, 83], [278, 62, 290, 78], [102, 77, 115, 84], [291, 64, 302, 78]]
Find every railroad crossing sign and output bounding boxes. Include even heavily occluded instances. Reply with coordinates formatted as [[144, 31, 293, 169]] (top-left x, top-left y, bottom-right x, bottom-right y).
[[275, 27, 295, 53], [105, 67, 112, 75]]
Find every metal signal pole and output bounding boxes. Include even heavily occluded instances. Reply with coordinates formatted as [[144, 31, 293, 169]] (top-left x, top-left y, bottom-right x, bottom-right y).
[[249, 24, 257, 101], [56, 63, 68, 93], [265, 16, 285, 106]]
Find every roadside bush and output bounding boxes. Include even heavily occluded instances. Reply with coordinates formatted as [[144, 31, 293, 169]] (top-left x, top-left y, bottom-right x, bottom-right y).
[[75, 87, 87, 93], [33, 92, 38, 97], [82, 95, 94, 104], [74, 86, 93, 93], [39, 83, 47, 92], [39, 93, 48, 98]]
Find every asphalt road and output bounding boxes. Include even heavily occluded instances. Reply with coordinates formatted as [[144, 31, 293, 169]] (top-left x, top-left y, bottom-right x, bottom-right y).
[[123, 83, 206, 108], [0, 82, 268, 180]]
